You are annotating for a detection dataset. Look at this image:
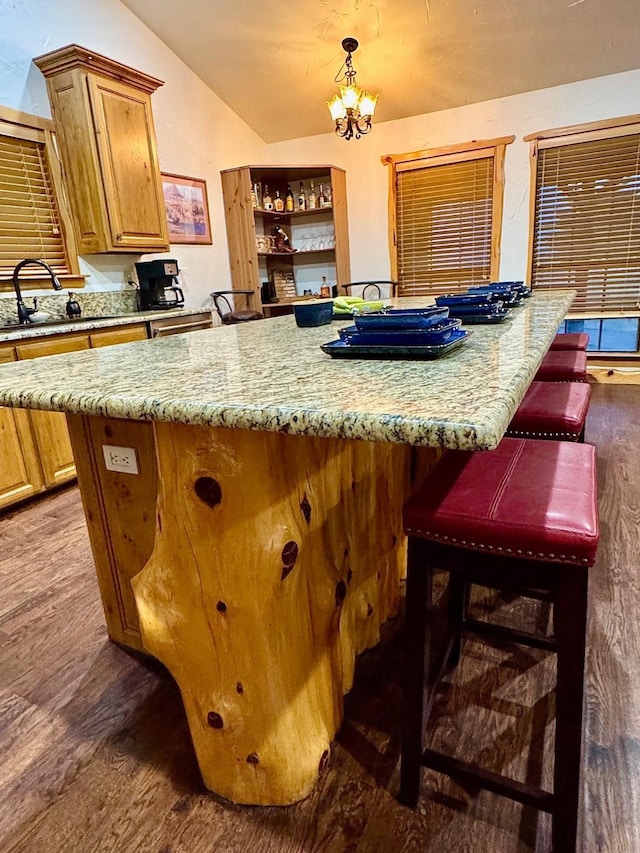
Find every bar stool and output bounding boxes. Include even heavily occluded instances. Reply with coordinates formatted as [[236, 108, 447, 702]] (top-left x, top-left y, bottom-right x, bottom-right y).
[[507, 381, 591, 441], [400, 437, 599, 852], [550, 333, 589, 351], [535, 349, 588, 382]]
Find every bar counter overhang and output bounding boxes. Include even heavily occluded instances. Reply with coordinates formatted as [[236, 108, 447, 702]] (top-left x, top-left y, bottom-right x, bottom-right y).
[[0, 291, 575, 806]]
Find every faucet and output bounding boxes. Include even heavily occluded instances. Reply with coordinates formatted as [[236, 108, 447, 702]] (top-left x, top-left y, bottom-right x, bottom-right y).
[[12, 258, 63, 324]]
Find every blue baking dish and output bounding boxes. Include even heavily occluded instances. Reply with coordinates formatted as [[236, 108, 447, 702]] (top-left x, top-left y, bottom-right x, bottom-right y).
[[435, 293, 504, 308], [339, 318, 461, 346], [352, 306, 449, 331]]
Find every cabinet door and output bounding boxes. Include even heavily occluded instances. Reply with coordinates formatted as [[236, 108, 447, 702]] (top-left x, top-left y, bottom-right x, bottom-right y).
[[16, 335, 90, 488], [0, 347, 44, 509], [87, 75, 169, 251], [89, 324, 147, 348]]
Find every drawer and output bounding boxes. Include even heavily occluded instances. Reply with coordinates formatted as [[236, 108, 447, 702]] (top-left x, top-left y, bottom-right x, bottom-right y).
[[16, 334, 90, 360], [90, 324, 147, 348]]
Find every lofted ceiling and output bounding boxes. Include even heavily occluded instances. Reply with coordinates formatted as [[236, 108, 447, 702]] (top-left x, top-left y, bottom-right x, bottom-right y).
[[121, 0, 640, 144]]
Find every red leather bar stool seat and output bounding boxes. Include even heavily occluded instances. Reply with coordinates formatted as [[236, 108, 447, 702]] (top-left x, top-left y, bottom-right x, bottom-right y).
[[551, 332, 590, 351], [507, 381, 591, 441], [400, 437, 599, 853], [535, 349, 588, 382]]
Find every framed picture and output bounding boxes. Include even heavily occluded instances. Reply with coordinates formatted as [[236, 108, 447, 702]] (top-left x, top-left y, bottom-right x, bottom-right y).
[[161, 173, 212, 244]]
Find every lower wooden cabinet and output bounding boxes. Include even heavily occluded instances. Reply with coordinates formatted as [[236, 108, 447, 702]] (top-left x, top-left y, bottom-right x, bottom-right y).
[[0, 346, 44, 510], [0, 314, 212, 511], [16, 333, 91, 489], [0, 322, 151, 509]]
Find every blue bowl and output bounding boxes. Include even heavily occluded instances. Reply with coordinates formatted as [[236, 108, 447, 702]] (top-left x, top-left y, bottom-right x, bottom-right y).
[[292, 299, 334, 327]]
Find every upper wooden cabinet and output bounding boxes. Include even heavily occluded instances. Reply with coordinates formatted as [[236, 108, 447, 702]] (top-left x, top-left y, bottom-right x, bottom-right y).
[[34, 44, 170, 254]]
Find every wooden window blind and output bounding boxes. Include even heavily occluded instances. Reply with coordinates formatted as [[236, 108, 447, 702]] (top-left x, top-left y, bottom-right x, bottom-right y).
[[382, 137, 512, 298], [0, 133, 68, 275], [530, 122, 640, 314], [0, 107, 80, 292], [396, 156, 493, 296]]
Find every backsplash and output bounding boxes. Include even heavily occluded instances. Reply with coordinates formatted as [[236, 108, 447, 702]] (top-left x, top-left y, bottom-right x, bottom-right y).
[[0, 290, 138, 325]]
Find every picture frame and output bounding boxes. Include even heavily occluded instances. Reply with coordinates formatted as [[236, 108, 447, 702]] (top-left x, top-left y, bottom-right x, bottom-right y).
[[161, 173, 212, 244]]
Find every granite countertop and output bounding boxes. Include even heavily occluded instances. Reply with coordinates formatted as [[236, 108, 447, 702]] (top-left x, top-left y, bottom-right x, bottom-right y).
[[0, 308, 211, 343], [0, 292, 575, 450]]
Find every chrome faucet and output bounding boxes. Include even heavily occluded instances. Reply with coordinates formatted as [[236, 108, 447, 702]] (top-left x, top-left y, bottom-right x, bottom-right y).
[[12, 258, 63, 324]]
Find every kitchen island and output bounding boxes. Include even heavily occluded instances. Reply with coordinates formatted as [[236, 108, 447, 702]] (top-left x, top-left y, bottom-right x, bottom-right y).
[[0, 291, 575, 806]]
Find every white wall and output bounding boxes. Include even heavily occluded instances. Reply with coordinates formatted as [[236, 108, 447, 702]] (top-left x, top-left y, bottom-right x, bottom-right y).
[[267, 68, 640, 285], [0, 0, 267, 307]]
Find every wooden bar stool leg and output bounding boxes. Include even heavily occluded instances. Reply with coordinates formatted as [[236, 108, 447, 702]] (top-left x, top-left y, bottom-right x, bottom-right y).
[[446, 574, 467, 671], [552, 568, 589, 853], [400, 538, 433, 807]]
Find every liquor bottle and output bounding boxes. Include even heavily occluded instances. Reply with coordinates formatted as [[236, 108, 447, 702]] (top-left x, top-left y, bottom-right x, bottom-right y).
[[308, 182, 317, 210], [322, 183, 332, 208], [274, 190, 284, 212], [318, 184, 326, 208], [251, 182, 262, 209], [263, 184, 273, 211], [285, 185, 295, 212], [297, 182, 307, 211]]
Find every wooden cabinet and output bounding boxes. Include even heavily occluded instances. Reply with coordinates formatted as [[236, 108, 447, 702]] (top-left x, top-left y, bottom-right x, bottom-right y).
[[221, 165, 351, 314], [0, 316, 212, 511], [34, 44, 169, 254], [16, 334, 91, 488], [0, 346, 44, 510]]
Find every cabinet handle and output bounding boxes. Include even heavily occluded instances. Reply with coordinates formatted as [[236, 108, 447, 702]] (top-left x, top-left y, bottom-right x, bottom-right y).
[[152, 321, 212, 337], [116, 233, 122, 241]]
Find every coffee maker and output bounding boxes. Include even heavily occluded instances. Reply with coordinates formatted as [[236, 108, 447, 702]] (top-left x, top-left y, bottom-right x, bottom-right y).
[[135, 259, 185, 310]]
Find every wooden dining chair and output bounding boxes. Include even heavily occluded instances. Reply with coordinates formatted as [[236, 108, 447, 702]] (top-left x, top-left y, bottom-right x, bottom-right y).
[[211, 290, 263, 325], [341, 281, 399, 301]]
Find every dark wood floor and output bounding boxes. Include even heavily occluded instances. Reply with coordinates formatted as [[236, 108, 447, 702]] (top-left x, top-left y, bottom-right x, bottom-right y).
[[1, 383, 639, 852]]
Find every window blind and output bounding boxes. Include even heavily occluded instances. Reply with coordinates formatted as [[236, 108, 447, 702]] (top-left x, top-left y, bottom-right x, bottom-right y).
[[396, 156, 494, 297], [0, 132, 69, 283], [531, 133, 640, 313]]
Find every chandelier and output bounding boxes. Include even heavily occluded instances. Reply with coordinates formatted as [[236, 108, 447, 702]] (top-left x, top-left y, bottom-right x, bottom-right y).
[[326, 37, 378, 141]]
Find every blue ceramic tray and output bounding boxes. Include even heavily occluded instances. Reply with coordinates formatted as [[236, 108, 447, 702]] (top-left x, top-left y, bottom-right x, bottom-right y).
[[445, 302, 504, 316], [455, 311, 509, 325], [339, 318, 461, 346], [352, 306, 449, 331], [468, 285, 524, 306], [321, 328, 470, 360], [435, 293, 503, 308]]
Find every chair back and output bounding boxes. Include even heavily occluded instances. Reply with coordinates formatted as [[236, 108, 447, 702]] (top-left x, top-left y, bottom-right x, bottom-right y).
[[341, 281, 399, 301], [211, 290, 264, 325]]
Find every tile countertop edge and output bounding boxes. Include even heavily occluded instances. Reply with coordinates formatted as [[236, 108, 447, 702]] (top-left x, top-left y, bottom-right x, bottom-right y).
[[0, 308, 212, 343], [0, 291, 576, 451]]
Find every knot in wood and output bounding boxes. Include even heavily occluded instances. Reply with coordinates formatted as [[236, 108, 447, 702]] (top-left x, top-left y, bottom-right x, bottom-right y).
[[194, 476, 222, 508], [206, 711, 224, 729], [281, 541, 299, 580], [246, 753, 259, 765], [335, 579, 347, 606]]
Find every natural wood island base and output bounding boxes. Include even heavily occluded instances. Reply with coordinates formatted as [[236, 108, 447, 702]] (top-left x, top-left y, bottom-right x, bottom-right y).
[[67, 414, 439, 805]]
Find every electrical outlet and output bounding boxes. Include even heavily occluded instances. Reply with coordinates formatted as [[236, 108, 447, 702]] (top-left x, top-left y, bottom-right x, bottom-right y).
[[102, 444, 139, 475]]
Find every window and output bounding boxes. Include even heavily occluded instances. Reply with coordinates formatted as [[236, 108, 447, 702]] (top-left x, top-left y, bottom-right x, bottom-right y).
[[0, 106, 82, 292], [558, 317, 640, 352], [382, 136, 513, 297], [527, 116, 640, 314]]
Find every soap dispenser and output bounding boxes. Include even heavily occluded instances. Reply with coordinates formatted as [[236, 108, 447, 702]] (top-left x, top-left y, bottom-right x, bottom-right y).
[[65, 292, 82, 318]]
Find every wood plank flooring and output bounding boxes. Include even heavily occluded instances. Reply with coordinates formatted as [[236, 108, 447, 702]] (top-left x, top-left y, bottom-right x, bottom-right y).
[[1, 382, 639, 852]]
